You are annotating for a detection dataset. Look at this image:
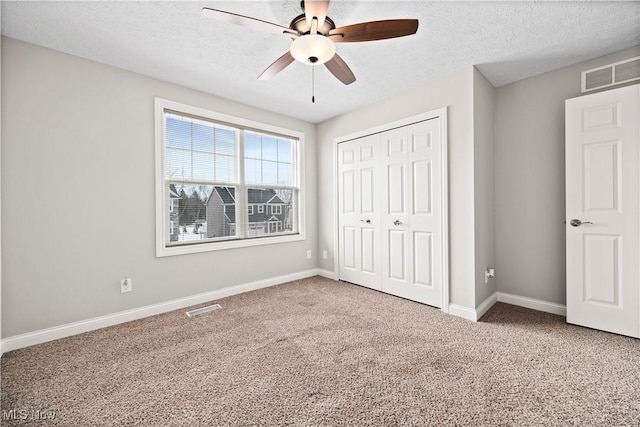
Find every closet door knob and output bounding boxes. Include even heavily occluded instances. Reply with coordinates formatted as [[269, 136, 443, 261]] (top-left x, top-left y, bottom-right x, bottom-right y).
[[570, 219, 593, 227], [360, 219, 371, 224], [393, 219, 402, 226]]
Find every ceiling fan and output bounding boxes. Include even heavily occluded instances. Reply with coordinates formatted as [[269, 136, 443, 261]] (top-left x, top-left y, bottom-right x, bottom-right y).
[[201, 1, 419, 86]]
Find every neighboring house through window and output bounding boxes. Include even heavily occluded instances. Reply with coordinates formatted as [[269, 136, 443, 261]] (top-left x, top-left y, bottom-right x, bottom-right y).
[[155, 98, 304, 256]]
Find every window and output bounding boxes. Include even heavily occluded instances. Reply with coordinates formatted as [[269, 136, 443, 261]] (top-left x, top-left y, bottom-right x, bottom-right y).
[[155, 98, 304, 256]]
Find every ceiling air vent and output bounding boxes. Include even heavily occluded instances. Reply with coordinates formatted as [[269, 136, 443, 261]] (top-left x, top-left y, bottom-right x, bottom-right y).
[[582, 56, 640, 93]]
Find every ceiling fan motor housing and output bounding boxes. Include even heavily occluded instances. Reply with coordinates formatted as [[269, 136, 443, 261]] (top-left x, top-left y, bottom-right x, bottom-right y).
[[289, 13, 336, 36]]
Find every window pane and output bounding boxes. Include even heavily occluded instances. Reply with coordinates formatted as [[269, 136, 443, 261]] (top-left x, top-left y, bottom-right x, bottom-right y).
[[169, 184, 215, 243], [215, 154, 235, 182], [192, 122, 214, 153], [262, 161, 278, 184], [245, 132, 262, 159], [167, 184, 239, 243], [278, 163, 292, 185], [166, 147, 192, 179], [262, 136, 278, 161], [244, 132, 295, 185], [215, 128, 236, 156], [278, 139, 292, 163], [246, 188, 294, 237], [192, 152, 215, 180], [245, 158, 262, 184], [166, 116, 191, 150]]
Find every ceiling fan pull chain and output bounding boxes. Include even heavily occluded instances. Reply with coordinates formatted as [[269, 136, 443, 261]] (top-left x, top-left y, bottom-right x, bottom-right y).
[[312, 64, 315, 103]]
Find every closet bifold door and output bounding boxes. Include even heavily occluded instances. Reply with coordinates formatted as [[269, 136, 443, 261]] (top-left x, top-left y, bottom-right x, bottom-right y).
[[337, 134, 382, 291], [337, 115, 444, 308], [380, 119, 443, 307]]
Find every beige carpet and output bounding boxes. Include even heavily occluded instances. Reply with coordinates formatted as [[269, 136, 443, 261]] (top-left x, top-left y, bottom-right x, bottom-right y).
[[2, 276, 639, 426]]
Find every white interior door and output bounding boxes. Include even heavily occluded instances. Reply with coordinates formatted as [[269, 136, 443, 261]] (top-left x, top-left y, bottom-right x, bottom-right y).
[[338, 135, 381, 290], [381, 119, 443, 307], [566, 84, 640, 338]]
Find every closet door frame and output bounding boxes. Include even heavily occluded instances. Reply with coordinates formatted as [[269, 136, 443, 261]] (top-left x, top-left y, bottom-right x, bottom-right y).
[[332, 107, 450, 313]]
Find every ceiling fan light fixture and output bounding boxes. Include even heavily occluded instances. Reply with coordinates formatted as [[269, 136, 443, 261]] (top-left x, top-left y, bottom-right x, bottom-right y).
[[290, 34, 336, 65]]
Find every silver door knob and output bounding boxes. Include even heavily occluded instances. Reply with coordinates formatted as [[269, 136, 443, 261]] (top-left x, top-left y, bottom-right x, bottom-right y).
[[360, 219, 371, 224], [393, 219, 402, 226], [570, 219, 593, 227]]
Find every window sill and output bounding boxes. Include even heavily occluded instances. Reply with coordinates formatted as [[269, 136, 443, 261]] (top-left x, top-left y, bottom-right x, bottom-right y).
[[156, 232, 305, 257]]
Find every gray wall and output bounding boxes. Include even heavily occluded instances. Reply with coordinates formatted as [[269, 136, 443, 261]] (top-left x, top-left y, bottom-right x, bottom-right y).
[[317, 67, 478, 309], [473, 68, 496, 307], [1, 38, 318, 337], [494, 46, 640, 305]]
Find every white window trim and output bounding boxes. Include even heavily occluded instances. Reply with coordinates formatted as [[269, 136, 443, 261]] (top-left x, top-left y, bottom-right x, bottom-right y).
[[272, 205, 282, 215], [248, 205, 254, 215], [154, 97, 306, 257]]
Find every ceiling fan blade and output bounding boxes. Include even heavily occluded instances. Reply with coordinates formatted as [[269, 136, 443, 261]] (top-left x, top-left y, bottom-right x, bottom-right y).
[[325, 53, 356, 85], [258, 51, 295, 80], [329, 19, 419, 43], [202, 7, 297, 36], [304, 0, 330, 29]]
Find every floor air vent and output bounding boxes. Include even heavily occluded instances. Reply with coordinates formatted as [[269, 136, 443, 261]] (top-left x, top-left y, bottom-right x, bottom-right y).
[[186, 304, 222, 317], [582, 56, 640, 93]]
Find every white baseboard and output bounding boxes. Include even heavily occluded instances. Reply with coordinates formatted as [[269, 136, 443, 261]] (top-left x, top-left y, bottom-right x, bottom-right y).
[[496, 292, 566, 316], [448, 304, 478, 322], [449, 293, 497, 322], [449, 294, 497, 322], [316, 268, 339, 280], [449, 291, 564, 323], [1, 269, 320, 353], [476, 293, 498, 320]]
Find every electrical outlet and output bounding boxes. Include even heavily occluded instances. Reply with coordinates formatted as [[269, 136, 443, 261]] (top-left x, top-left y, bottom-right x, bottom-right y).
[[484, 268, 495, 284], [120, 277, 132, 293], [322, 250, 328, 260], [306, 250, 312, 259]]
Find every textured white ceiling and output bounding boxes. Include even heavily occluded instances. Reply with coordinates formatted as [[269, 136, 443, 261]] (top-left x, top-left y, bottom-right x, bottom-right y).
[[2, 1, 639, 123]]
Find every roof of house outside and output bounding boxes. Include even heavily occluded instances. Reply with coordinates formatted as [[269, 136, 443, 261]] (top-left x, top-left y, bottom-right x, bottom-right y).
[[214, 186, 236, 204], [210, 187, 285, 205], [249, 189, 284, 205], [169, 184, 180, 198]]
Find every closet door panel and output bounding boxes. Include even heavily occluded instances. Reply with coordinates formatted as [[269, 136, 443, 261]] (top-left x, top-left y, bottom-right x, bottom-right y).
[[338, 135, 382, 290]]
